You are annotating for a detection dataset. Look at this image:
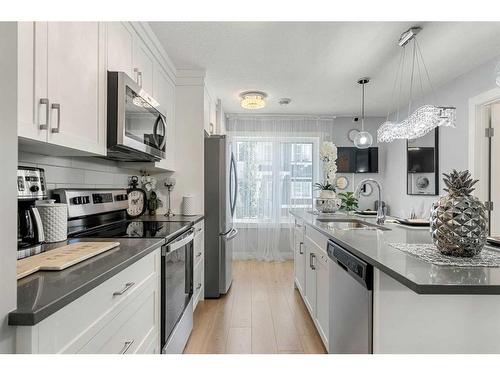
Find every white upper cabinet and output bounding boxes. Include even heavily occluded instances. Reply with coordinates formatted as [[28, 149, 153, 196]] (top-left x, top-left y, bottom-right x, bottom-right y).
[[133, 37, 154, 94], [18, 22, 47, 142], [46, 22, 106, 155], [17, 22, 106, 156], [106, 22, 134, 77], [153, 64, 176, 171]]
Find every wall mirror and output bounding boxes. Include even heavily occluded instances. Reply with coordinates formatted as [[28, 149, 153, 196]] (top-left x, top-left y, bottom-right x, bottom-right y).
[[407, 128, 439, 195]]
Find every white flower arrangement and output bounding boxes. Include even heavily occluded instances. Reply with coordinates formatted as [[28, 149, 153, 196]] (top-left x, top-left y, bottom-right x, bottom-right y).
[[319, 141, 338, 185]]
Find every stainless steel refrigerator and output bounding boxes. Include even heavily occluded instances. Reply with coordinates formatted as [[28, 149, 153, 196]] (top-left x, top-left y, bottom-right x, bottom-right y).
[[204, 134, 238, 298]]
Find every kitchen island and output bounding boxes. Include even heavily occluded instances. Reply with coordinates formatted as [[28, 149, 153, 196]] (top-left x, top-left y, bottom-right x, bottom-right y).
[[290, 209, 500, 354]]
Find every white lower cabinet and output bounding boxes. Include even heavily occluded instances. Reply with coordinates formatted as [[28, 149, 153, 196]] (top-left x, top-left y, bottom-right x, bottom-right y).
[[304, 240, 317, 316], [193, 220, 205, 310], [294, 220, 330, 351], [16, 248, 161, 354], [315, 250, 330, 346], [293, 219, 306, 294]]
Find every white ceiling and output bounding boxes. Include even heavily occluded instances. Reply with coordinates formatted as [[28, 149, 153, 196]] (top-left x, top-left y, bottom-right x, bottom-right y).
[[150, 22, 500, 116]]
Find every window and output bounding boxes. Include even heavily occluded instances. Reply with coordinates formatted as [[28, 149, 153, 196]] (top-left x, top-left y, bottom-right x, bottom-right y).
[[233, 137, 317, 223]]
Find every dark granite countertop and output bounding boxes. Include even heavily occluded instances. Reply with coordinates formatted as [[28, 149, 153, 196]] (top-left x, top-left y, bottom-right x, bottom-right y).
[[9, 237, 165, 326], [291, 210, 500, 295]]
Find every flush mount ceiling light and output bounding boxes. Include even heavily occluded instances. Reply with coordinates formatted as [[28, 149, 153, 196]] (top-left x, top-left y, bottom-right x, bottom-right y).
[[239, 91, 267, 110], [377, 27, 456, 143], [353, 78, 373, 149]]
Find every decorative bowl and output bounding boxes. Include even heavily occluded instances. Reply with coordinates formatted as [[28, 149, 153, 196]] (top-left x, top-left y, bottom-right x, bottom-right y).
[[315, 198, 341, 213]]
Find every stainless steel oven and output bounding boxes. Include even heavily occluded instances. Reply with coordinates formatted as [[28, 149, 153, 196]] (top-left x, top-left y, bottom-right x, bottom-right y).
[[161, 228, 194, 354], [107, 71, 167, 161]]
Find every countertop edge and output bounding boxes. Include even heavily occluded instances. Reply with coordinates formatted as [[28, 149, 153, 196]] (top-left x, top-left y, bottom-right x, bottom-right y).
[[291, 211, 500, 295], [8, 238, 165, 326]]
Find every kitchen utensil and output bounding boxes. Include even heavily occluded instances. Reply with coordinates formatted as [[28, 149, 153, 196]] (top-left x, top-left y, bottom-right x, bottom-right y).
[[17, 241, 120, 279]]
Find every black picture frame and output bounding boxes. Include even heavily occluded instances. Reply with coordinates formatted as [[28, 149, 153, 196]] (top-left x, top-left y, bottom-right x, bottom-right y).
[[406, 127, 439, 196]]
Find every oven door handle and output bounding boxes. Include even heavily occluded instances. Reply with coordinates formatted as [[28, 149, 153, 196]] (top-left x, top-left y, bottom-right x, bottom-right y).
[[167, 229, 195, 252]]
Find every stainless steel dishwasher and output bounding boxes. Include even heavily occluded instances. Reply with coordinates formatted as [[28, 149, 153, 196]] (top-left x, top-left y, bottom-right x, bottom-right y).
[[327, 240, 373, 354]]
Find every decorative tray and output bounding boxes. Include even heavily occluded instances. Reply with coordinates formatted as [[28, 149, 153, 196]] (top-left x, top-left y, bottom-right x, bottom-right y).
[[394, 217, 430, 227], [487, 237, 500, 247], [355, 210, 377, 216]]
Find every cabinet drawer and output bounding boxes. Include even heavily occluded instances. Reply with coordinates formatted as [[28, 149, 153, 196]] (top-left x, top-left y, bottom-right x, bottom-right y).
[[193, 261, 203, 310], [305, 224, 329, 253], [78, 276, 158, 354], [37, 249, 159, 353], [193, 221, 204, 269]]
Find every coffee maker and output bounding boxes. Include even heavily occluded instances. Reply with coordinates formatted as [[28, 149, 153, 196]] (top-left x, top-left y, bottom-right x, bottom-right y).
[[18, 166, 46, 259]]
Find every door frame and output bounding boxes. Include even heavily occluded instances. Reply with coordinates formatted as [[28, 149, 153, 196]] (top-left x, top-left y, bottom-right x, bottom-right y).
[[468, 87, 500, 202]]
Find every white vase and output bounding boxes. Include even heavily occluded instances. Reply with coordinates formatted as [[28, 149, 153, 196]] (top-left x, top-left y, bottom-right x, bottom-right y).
[[319, 190, 336, 199]]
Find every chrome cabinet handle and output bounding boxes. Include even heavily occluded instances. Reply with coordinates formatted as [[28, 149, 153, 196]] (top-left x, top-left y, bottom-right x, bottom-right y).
[[119, 340, 134, 354], [196, 251, 202, 258], [113, 282, 135, 296], [299, 241, 304, 255], [39, 98, 49, 130], [310, 253, 316, 270], [51, 103, 60, 133], [134, 68, 142, 87], [196, 283, 202, 290]]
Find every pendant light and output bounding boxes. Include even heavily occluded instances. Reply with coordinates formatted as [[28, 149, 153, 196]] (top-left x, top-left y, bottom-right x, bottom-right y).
[[377, 27, 456, 143], [353, 78, 373, 149]]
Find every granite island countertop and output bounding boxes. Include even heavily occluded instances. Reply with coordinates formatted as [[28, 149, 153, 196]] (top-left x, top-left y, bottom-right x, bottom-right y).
[[291, 209, 500, 295], [9, 237, 165, 326]]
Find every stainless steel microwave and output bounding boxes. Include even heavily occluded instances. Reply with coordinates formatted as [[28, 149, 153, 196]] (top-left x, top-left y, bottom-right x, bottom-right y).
[[107, 71, 167, 161]]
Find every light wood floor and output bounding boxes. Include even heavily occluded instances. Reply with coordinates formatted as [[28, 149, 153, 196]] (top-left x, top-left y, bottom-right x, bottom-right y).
[[184, 260, 327, 354]]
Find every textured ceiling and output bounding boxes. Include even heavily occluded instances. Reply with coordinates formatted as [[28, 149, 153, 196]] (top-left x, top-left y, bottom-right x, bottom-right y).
[[150, 22, 500, 115]]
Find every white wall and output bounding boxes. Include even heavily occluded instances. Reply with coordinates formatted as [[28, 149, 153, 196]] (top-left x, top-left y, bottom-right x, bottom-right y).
[[330, 116, 386, 210], [159, 84, 205, 215], [18, 152, 140, 195], [382, 55, 500, 218], [0, 22, 18, 354]]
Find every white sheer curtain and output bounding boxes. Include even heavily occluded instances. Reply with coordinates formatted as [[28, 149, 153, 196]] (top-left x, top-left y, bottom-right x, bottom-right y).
[[227, 116, 335, 261]]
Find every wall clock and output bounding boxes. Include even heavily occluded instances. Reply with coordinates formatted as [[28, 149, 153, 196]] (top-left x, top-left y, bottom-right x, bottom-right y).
[[335, 176, 349, 190], [127, 176, 147, 218]]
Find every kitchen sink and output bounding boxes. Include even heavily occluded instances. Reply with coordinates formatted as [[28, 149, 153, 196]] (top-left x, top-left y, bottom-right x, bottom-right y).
[[316, 218, 391, 231]]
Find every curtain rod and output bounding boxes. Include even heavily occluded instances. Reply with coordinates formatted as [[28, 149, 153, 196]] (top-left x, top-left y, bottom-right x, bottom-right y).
[[226, 113, 337, 120]]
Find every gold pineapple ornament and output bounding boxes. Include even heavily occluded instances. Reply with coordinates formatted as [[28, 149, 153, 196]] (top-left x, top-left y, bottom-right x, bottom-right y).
[[430, 170, 488, 257]]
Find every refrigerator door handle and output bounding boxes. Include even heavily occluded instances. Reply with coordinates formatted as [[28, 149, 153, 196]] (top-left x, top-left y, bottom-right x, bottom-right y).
[[220, 227, 238, 240], [229, 152, 238, 217], [219, 228, 232, 236]]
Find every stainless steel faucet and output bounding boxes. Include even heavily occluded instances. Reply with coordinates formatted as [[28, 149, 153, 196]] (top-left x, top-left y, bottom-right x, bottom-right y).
[[354, 178, 386, 225]]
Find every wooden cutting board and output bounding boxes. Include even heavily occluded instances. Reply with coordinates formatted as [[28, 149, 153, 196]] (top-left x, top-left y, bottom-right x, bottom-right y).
[[17, 242, 120, 280]]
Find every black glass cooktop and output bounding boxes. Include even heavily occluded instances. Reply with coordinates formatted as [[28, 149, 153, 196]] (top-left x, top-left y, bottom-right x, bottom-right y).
[[71, 220, 191, 240]]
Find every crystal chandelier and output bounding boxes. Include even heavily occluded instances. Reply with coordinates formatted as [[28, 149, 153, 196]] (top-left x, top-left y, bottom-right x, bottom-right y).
[[377, 27, 456, 143], [353, 78, 373, 149]]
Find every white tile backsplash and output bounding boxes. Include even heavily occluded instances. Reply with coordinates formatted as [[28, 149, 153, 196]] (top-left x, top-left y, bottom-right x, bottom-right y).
[[19, 152, 141, 195]]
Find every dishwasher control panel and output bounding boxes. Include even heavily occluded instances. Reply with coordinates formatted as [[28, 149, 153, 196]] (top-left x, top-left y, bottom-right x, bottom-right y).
[[327, 240, 372, 290]]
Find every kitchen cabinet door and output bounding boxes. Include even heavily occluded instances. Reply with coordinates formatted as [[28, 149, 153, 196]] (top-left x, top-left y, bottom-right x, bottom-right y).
[[315, 250, 330, 349], [293, 220, 306, 294], [133, 37, 154, 94], [153, 65, 176, 171], [204, 87, 212, 134], [304, 236, 317, 317], [18, 22, 48, 142], [106, 22, 134, 77], [46, 22, 106, 155]]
